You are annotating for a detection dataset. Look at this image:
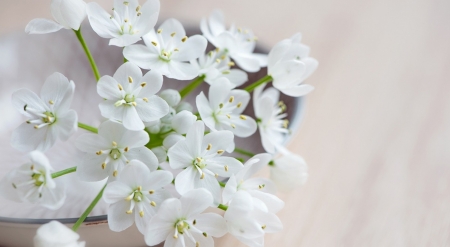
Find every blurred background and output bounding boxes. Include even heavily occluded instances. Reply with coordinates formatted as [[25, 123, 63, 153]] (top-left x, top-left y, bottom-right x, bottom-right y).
[[1, 0, 450, 246]]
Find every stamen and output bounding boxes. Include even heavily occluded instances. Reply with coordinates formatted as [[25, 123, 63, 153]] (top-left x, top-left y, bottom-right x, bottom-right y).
[[143, 97, 148, 102], [163, 52, 168, 56], [125, 194, 133, 201], [220, 55, 226, 60], [219, 103, 224, 108], [131, 102, 137, 106], [200, 173, 205, 179], [139, 211, 144, 217], [157, 29, 162, 33], [112, 141, 117, 147], [128, 76, 133, 83], [136, 5, 141, 11], [181, 36, 188, 42], [258, 184, 265, 189], [26, 120, 31, 124], [224, 165, 229, 172], [151, 41, 158, 46], [206, 143, 212, 150], [124, 147, 129, 152], [261, 225, 267, 229], [215, 47, 220, 52], [126, 210, 133, 214], [49, 100, 54, 105], [196, 242, 200, 247], [113, 170, 118, 177], [123, 1, 129, 5], [229, 96, 234, 103], [149, 190, 155, 194], [141, 82, 147, 87], [171, 32, 176, 37], [30, 165, 34, 170], [202, 232, 208, 237], [193, 219, 196, 225], [101, 163, 106, 169], [228, 62, 235, 67], [215, 173, 218, 178], [196, 157, 202, 163], [236, 102, 242, 108], [238, 27, 242, 33], [216, 59, 221, 63], [217, 150, 224, 154], [231, 124, 236, 129], [226, 114, 231, 119], [96, 150, 103, 155], [118, 84, 123, 91], [174, 48, 179, 51], [137, 186, 142, 191], [240, 115, 247, 120], [150, 201, 156, 207], [222, 70, 231, 74], [124, 19, 129, 23]]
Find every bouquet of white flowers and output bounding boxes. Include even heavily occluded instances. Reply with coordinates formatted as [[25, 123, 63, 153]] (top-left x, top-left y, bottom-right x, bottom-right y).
[[0, 0, 317, 246]]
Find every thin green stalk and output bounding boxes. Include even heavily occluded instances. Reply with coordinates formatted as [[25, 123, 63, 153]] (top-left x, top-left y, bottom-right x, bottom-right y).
[[78, 122, 98, 133], [218, 204, 228, 211], [234, 148, 255, 157], [244, 75, 273, 93], [179, 75, 206, 99], [72, 184, 106, 232], [52, 167, 77, 179], [74, 28, 101, 81]]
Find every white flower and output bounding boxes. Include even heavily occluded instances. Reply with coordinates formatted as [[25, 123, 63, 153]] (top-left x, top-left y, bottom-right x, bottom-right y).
[[191, 49, 248, 87], [11, 72, 77, 152], [34, 221, 85, 247], [145, 189, 227, 247], [225, 191, 283, 247], [168, 121, 242, 204], [25, 0, 86, 34], [200, 10, 267, 72], [270, 151, 308, 191], [197, 78, 257, 137], [97, 62, 169, 131], [268, 33, 318, 97], [86, 0, 160, 47], [223, 154, 284, 213], [75, 120, 158, 182], [103, 160, 173, 234], [124, 18, 207, 80], [0, 151, 65, 210], [253, 85, 289, 154]]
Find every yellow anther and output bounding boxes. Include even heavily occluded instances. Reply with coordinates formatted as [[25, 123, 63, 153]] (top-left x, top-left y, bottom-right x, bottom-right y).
[[139, 211, 144, 217], [143, 97, 148, 102], [151, 41, 158, 46], [174, 48, 179, 51], [126, 210, 132, 214], [123, 1, 129, 5], [219, 103, 224, 108], [30, 164, 34, 170], [208, 51, 214, 57], [240, 115, 247, 120], [196, 242, 200, 247], [231, 124, 236, 129], [220, 55, 226, 60], [217, 150, 224, 154], [227, 62, 235, 67], [96, 150, 103, 155], [202, 232, 208, 237], [150, 201, 156, 207], [101, 163, 106, 169], [254, 36, 259, 41], [136, 5, 141, 12], [149, 190, 155, 194], [236, 102, 242, 108], [47, 116, 52, 122], [261, 225, 267, 229], [34, 125, 39, 129], [124, 147, 129, 152], [215, 173, 218, 178], [226, 114, 231, 119], [173, 235, 178, 239], [283, 120, 289, 128], [244, 29, 249, 34], [258, 184, 265, 189], [216, 59, 221, 63], [206, 143, 212, 150], [171, 32, 176, 37], [141, 82, 147, 87], [157, 29, 163, 34], [200, 173, 205, 179], [193, 219, 197, 225], [124, 18, 129, 23], [49, 100, 54, 105], [112, 141, 117, 147], [222, 70, 231, 74], [229, 96, 234, 103], [125, 194, 133, 201], [131, 102, 137, 106], [224, 165, 229, 172], [181, 36, 188, 42], [128, 76, 133, 83], [137, 186, 142, 191], [113, 170, 118, 177], [196, 157, 202, 163], [215, 47, 220, 52], [126, 160, 130, 164], [118, 84, 123, 91]]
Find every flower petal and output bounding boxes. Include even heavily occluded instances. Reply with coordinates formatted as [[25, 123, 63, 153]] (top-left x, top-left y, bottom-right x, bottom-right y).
[[196, 92, 215, 130], [122, 107, 145, 130], [135, 96, 169, 122], [180, 188, 213, 218], [54, 109, 78, 141], [123, 44, 161, 70], [25, 18, 64, 34], [76, 154, 109, 182], [139, 70, 163, 97], [171, 111, 197, 135], [107, 200, 135, 232], [167, 61, 199, 80], [174, 166, 197, 195], [232, 53, 261, 73], [51, 0, 86, 30], [86, 2, 118, 38], [97, 75, 122, 100], [11, 89, 46, 118], [133, 0, 160, 35], [207, 156, 243, 177], [11, 123, 55, 152], [202, 130, 234, 153], [103, 181, 132, 204], [75, 133, 109, 153], [41, 72, 74, 113], [125, 147, 159, 171], [223, 69, 248, 87], [158, 18, 186, 42], [171, 35, 207, 62], [167, 137, 195, 169], [277, 84, 314, 97], [113, 62, 143, 90], [119, 129, 149, 148], [192, 213, 227, 237]]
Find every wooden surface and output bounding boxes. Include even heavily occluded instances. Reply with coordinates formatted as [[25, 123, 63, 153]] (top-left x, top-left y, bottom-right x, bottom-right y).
[[2, 0, 450, 246]]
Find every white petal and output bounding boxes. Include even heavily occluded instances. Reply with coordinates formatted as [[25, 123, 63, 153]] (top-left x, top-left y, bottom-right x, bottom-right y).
[[215, 32, 238, 55], [135, 96, 169, 122], [202, 130, 234, 153], [97, 75, 122, 100], [248, 190, 284, 213], [222, 175, 238, 204], [223, 69, 248, 87], [11, 123, 55, 152], [151, 146, 167, 163], [208, 9, 226, 36], [76, 154, 109, 182], [253, 210, 283, 233], [207, 156, 243, 177], [103, 181, 132, 204], [145, 170, 173, 189], [253, 53, 268, 67], [267, 39, 291, 70], [51, 0, 86, 30], [40, 72, 74, 113], [75, 133, 109, 153], [40, 181, 66, 210], [242, 153, 272, 180], [278, 84, 314, 97], [125, 147, 159, 171], [86, 2, 118, 38], [193, 213, 227, 237], [98, 120, 127, 143], [123, 44, 161, 70], [167, 61, 199, 80], [301, 57, 319, 81], [158, 18, 186, 42], [174, 166, 197, 195], [271, 60, 306, 86], [171, 35, 207, 62], [133, 0, 160, 35], [11, 89, 46, 117], [25, 18, 64, 34], [109, 34, 142, 47], [208, 78, 234, 109], [196, 92, 215, 130], [54, 109, 78, 141], [145, 216, 174, 246], [193, 173, 222, 205], [180, 188, 213, 218], [34, 221, 82, 247], [107, 200, 135, 232], [164, 233, 185, 247], [189, 231, 213, 247], [171, 111, 197, 135], [113, 62, 143, 88], [167, 137, 195, 169], [232, 53, 261, 73], [140, 70, 164, 97], [118, 160, 152, 187], [122, 107, 145, 130], [163, 134, 185, 149], [118, 128, 149, 148]]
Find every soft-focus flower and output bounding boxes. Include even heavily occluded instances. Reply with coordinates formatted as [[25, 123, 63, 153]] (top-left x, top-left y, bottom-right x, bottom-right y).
[[197, 78, 257, 137], [0, 151, 65, 210], [270, 151, 308, 191], [253, 85, 289, 154], [97, 62, 169, 131], [223, 154, 284, 213], [34, 221, 85, 247], [11, 72, 77, 152], [86, 0, 160, 47], [268, 33, 318, 97], [103, 160, 173, 234], [145, 189, 227, 247], [224, 191, 283, 247], [75, 120, 158, 182], [200, 10, 267, 72], [191, 49, 248, 87], [25, 0, 86, 34], [168, 121, 242, 204], [124, 18, 207, 80]]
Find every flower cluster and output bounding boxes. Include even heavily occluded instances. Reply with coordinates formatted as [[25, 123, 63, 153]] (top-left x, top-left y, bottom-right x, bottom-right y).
[[1, 1, 317, 247]]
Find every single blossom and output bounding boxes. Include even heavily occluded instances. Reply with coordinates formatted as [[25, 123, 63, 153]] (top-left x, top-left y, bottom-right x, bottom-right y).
[[200, 10, 267, 72], [97, 62, 169, 131], [270, 151, 308, 191], [168, 121, 242, 204], [86, 0, 160, 47], [224, 191, 283, 247], [191, 49, 248, 87], [25, 0, 86, 34], [11, 72, 77, 152], [0, 151, 65, 210], [124, 18, 207, 80], [75, 120, 158, 182], [253, 85, 290, 154], [223, 154, 284, 213], [268, 33, 318, 97], [197, 78, 257, 137], [145, 189, 227, 247], [34, 221, 85, 247], [103, 160, 173, 234]]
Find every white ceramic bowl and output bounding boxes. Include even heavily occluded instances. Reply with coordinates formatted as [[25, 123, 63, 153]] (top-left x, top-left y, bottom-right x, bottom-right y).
[[0, 24, 304, 247]]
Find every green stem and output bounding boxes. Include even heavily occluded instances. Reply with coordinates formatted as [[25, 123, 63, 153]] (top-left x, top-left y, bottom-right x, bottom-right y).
[[74, 28, 101, 81], [244, 75, 273, 93], [179, 75, 205, 99], [51, 167, 77, 179], [234, 148, 255, 157], [218, 204, 228, 211], [78, 122, 98, 133], [72, 184, 106, 232]]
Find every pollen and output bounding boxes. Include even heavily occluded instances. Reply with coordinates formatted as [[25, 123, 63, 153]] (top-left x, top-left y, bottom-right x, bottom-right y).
[[261, 225, 267, 229], [219, 103, 224, 108], [227, 62, 235, 67], [126, 210, 132, 214], [137, 186, 142, 191], [229, 96, 234, 103], [206, 143, 212, 150], [181, 36, 188, 42], [143, 97, 149, 102], [157, 29, 163, 34], [139, 211, 144, 217], [96, 150, 103, 155], [136, 5, 141, 11], [217, 150, 224, 154], [216, 59, 221, 63], [224, 165, 229, 172], [202, 232, 208, 237], [118, 84, 123, 91], [124, 147, 129, 152], [236, 102, 242, 108], [171, 32, 176, 37], [240, 115, 247, 120], [112, 141, 117, 147], [101, 163, 106, 169], [128, 76, 133, 83], [49, 100, 54, 105], [200, 173, 205, 179], [131, 102, 137, 106], [149, 190, 155, 194], [150, 201, 156, 207], [231, 124, 236, 129], [226, 114, 231, 119], [141, 82, 147, 87], [113, 170, 118, 177], [151, 41, 158, 46]]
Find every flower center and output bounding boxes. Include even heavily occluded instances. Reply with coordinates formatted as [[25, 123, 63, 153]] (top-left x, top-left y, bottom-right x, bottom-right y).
[[31, 173, 45, 186], [132, 190, 143, 202], [42, 111, 56, 124], [110, 149, 122, 160], [124, 94, 135, 103], [175, 220, 189, 234], [194, 157, 207, 169], [159, 49, 172, 62]]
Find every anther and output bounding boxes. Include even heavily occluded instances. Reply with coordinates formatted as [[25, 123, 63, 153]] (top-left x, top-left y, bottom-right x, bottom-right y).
[[131, 102, 137, 106], [171, 32, 176, 37], [174, 48, 179, 51], [222, 70, 230, 74], [141, 82, 147, 87], [49, 100, 54, 105], [258, 184, 265, 189], [163, 52, 168, 57], [124, 147, 129, 152], [34, 125, 39, 129], [124, 19, 129, 23], [96, 150, 103, 155], [139, 211, 144, 217], [202, 232, 208, 237], [157, 29, 162, 33], [219, 103, 224, 108], [228, 62, 235, 67], [123, 1, 129, 5], [238, 28, 242, 33], [26, 120, 31, 124], [143, 97, 148, 102], [215, 173, 218, 178], [193, 219, 197, 225], [101, 163, 106, 169], [206, 143, 212, 150], [128, 76, 133, 83], [261, 225, 267, 229], [229, 96, 234, 103], [196, 242, 200, 247], [125, 194, 133, 201], [216, 59, 221, 63], [30, 165, 34, 170], [221, 55, 226, 60], [112, 141, 117, 147], [231, 124, 236, 129], [150, 201, 156, 207], [173, 235, 178, 239], [118, 84, 123, 91], [151, 41, 158, 46], [224, 165, 229, 172], [217, 150, 224, 154], [113, 170, 118, 177], [226, 114, 231, 119], [181, 36, 188, 42], [196, 157, 202, 163], [136, 5, 141, 12], [215, 47, 220, 52], [240, 115, 247, 120], [126, 210, 132, 214], [200, 173, 205, 179], [149, 190, 155, 194], [137, 186, 142, 191], [236, 102, 242, 108]]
